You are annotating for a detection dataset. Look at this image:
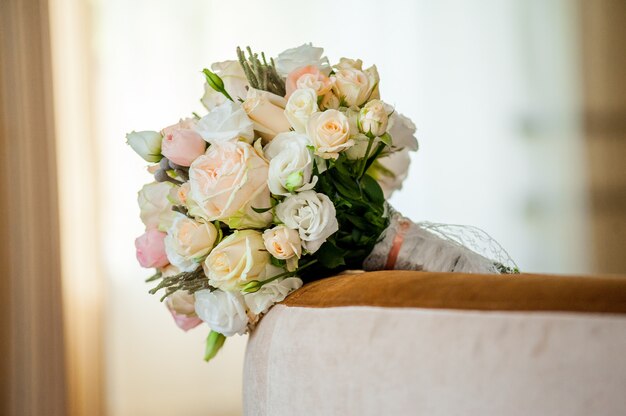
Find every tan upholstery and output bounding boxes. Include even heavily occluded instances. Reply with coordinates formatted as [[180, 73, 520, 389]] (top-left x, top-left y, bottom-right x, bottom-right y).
[[243, 272, 626, 415]]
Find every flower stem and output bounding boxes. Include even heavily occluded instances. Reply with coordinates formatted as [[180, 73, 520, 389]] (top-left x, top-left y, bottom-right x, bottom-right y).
[[358, 134, 376, 179], [247, 259, 319, 292]]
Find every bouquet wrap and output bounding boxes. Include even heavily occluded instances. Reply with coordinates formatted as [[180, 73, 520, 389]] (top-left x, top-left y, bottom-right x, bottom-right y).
[[364, 208, 517, 274]]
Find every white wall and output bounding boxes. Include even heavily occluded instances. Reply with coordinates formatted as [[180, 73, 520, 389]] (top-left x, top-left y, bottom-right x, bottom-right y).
[[91, 0, 587, 414]]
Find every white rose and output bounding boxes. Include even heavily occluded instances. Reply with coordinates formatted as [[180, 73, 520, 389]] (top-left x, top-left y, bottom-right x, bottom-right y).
[[359, 99, 388, 136], [203, 230, 270, 291], [195, 100, 254, 145], [138, 182, 175, 231], [263, 225, 301, 271], [194, 289, 248, 336], [345, 133, 381, 160], [388, 112, 418, 151], [188, 141, 272, 229], [276, 191, 338, 253], [368, 149, 412, 198], [244, 277, 303, 315], [274, 43, 330, 77], [164, 213, 218, 272], [332, 63, 379, 107], [264, 132, 316, 195], [306, 110, 353, 160], [242, 88, 290, 142], [126, 130, 162, 163], [284, 88, 319, 133], [201, 60, 249, 111]]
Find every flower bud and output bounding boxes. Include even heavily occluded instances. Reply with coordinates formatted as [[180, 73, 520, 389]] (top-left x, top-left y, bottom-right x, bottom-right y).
[[242, 280, 262, 293], [126, 131, 163, 163], [202, 68, 225, 93], [204, 330, 226, 362], [359, 100, 388, 137]]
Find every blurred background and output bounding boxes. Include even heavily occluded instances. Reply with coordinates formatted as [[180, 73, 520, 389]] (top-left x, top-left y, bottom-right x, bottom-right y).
[[1, 0, 624, 415]]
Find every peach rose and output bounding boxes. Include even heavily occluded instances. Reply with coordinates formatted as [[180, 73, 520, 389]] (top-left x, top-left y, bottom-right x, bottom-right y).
[[242, 88, 291, 142], [135, 228, 169, 268], [332, 63, 379, 107], [160, 118, 206, 167], [188, 141, 272, 229], [285, 65, 332, 99], [306, 110, 354, 159]]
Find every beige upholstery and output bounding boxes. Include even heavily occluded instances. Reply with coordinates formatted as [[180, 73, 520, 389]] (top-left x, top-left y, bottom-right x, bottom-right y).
[[243, 272, 626, 415]]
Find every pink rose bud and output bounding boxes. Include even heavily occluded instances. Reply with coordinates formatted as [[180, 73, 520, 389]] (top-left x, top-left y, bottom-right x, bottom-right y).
[[170, 310, 203, 331], [135, 228, 169, 268], [160, 118, 206, 167], [166, 292, 202, 331]]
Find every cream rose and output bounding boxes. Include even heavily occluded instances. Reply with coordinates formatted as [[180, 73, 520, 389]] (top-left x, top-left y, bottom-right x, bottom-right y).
[[188, 141, 272, 229], [284, 88, 318, 133], [359, 99, 389, 136], [201, 60, 249, 111], [306, 110, 353, 159], [164, 213, 218, 272], [274, 43, 330, 77], [263, 225, 301, 271], [332, 62, 379, 107], [203, 230, 270, 291], [264, 132, 316, 195], [276, 191, 338, 253], [195, 100, 254, 145], [194, 289, 248, 336], [242, 88, 291, 142], [335, 57, 363, 70], [244, 277, 303, 315], [137, 182, 175, 231], [319, 92, 340, 110]]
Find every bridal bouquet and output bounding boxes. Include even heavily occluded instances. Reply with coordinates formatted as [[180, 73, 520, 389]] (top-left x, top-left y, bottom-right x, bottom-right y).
[[129, 44, 516, 360]]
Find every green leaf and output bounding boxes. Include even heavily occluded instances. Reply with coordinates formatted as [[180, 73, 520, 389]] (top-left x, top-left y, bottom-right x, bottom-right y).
[[316, 241, 346, 269], [204, 331, 226, 362], [360, 174, 385, 205], [251, 206, 272, 213], [344, 214, 369, 230], [330, 169, 362, 200], [270, 256, 286, 268], [379, 132, 393, 147]]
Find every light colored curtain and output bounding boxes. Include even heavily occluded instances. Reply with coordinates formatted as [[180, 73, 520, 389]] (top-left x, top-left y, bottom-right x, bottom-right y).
[[0, 0, 67, 415], [49, 0, 105, 414]]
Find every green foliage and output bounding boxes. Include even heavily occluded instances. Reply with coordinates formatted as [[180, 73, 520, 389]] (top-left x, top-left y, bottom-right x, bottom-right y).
[[304, 154, 389, 278], [237, 46, 286, 96], [149, 267, 213, 301]]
